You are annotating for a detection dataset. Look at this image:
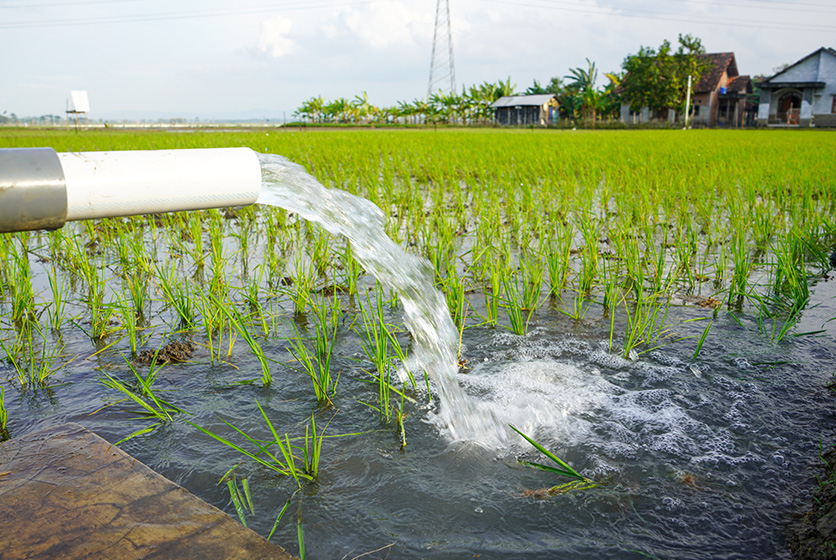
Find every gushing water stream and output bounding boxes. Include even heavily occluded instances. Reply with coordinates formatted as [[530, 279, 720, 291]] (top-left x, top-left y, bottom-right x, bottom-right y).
[[257, 153, 507, 445]]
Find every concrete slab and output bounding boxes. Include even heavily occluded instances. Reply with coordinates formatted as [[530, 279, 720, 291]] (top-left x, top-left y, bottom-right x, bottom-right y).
[[0, 423, 297, 560]]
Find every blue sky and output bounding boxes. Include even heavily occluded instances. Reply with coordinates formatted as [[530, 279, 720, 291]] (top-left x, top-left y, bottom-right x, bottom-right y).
[[2, 0, 834, 120]]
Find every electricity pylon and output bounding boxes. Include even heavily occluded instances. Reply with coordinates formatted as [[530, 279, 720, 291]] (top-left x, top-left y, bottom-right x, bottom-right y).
[[427, 0, 456, 99]]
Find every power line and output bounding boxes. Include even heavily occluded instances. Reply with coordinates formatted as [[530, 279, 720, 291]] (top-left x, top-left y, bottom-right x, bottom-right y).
[[0, 0, 141, 8], [668, 0, 836, 13], [0, 0, 382, 29], [481, 0, 836, 33]]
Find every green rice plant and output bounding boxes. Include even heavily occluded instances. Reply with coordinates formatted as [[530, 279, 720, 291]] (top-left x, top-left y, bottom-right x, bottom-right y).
[[99, 353, 184, 444], [748, 290, 806, 343], [297, 508, 306, 560], [0, 323, 64, 386], [45, 266, 68, 331], [285, 292, 342, 406], [545, 227, 572, 297], [8, 238, 35, 324], [518, 249, 544, 312], [124, 272, 149, 318], [86, 280, 116, 342], [692, 319, 712, 360], [501, 273, 534, 336], [188, 212, 206, 267], [266, 491, 296, 542], [728, 229, 752, 306], [195, 287, 225, 363], [338, 242, 362, 296], [621, 290, 673, 360], [0, 385, 8, 434], [221, 472, 255, 527], [574, 212, 600, 295], [442, 266, 469, 330], [211, 293, 271, 385], [354, 285, 411, 422], [310, 227, 332, 278], [509, 424, 596, 493], [155, 260, 196, 329], [558, 291, 592, 322], [188, 401, 322, 487], [482, 257, 504, 327], [287, 246, 317, 315], [114, 292, 139, 355]]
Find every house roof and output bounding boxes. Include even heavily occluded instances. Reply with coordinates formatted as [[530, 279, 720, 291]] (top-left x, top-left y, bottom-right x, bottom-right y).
[[489, 94, 557, 108], [694, 52, 738, 93], [760, 47, 836, 86]]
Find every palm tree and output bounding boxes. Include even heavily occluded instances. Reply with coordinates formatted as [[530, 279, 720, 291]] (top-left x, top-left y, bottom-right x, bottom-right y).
[[565, 59, 601, 124]]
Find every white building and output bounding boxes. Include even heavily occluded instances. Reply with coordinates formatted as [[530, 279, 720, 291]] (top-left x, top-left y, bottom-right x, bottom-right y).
[[757, 47, 836, 128]]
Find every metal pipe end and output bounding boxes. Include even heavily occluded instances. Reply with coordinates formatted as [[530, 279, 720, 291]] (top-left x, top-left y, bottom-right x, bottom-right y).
[[0, 148, 68, 233]]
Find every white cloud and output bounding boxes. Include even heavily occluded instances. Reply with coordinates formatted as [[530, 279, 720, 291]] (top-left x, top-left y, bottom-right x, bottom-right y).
[[257, 16, 296, 58], [339, 2, 427, 50]]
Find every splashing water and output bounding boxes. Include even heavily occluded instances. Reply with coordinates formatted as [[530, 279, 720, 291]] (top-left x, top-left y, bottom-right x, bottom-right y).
[[257, 153, 507, 445]]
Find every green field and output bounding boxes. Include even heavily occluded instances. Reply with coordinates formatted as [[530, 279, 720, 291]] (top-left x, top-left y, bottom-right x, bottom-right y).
[[2, 127, 836, 557], [1, 127, 834, 386]]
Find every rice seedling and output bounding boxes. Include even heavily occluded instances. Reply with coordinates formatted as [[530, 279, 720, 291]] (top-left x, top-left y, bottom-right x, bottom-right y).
[[545, 226, 572, 297], [123, 272, 149, 319], [195, 287, 226, 363], [45, 266, 68, 331], [266, 491, 297, 542], [114, 292, 140, 355], [188, 400, 323, 487], [211, 293, 272, 386], [188, 211, 206, 267], [287, 245, 317, 315], [354, 284, 411, 422], [481, 257, 504, 327], [621, 290, 673, 360], [338, 242, 363, 296], [99, 353, 184, 443], [8, 237, 36, 324], [0, 385, 8, 435], [501, 273, 534, 336], [297, 507, 306, 560], [509, 425, 596, 493], [155, 260, 196, 329], [692, 319, 713, 360], [285, 292, 342, 406], [0, 322, 64, 386], [220, 471, 255, 527]]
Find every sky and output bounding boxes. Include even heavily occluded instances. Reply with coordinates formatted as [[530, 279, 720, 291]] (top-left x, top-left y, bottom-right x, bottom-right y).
[[1, 0, 835, 121]]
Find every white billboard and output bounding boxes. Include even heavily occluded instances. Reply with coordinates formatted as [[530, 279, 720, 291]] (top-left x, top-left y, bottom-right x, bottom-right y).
[[70, 90, 90, 113]]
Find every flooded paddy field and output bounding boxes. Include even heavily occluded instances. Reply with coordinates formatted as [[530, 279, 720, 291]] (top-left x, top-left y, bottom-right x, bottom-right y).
[[1, 128, 835, 558]]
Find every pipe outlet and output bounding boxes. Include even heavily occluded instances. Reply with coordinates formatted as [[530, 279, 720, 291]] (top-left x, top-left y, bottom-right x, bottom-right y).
[[0, 147, 262, 233]]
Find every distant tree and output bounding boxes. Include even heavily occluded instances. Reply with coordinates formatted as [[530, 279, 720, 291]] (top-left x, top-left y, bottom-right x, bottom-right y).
[[565, 58, 602, 123], [526, 77, 563, 96], [620, 34, 711, 117]]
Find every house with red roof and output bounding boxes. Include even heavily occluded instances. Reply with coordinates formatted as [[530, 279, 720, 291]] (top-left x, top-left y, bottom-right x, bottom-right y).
[[756, 47, 836, 127], [620, 52, 752, 127]]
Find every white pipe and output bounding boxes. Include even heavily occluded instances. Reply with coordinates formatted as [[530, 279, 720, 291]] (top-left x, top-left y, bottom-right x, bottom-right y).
[[58, 148, 261, 221]]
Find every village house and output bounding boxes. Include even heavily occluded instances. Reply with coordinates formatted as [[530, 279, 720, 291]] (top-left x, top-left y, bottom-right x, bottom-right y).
[[757, 47, 836, 128], [620, 52, 752, 127], [490, 94, 559, 126]]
